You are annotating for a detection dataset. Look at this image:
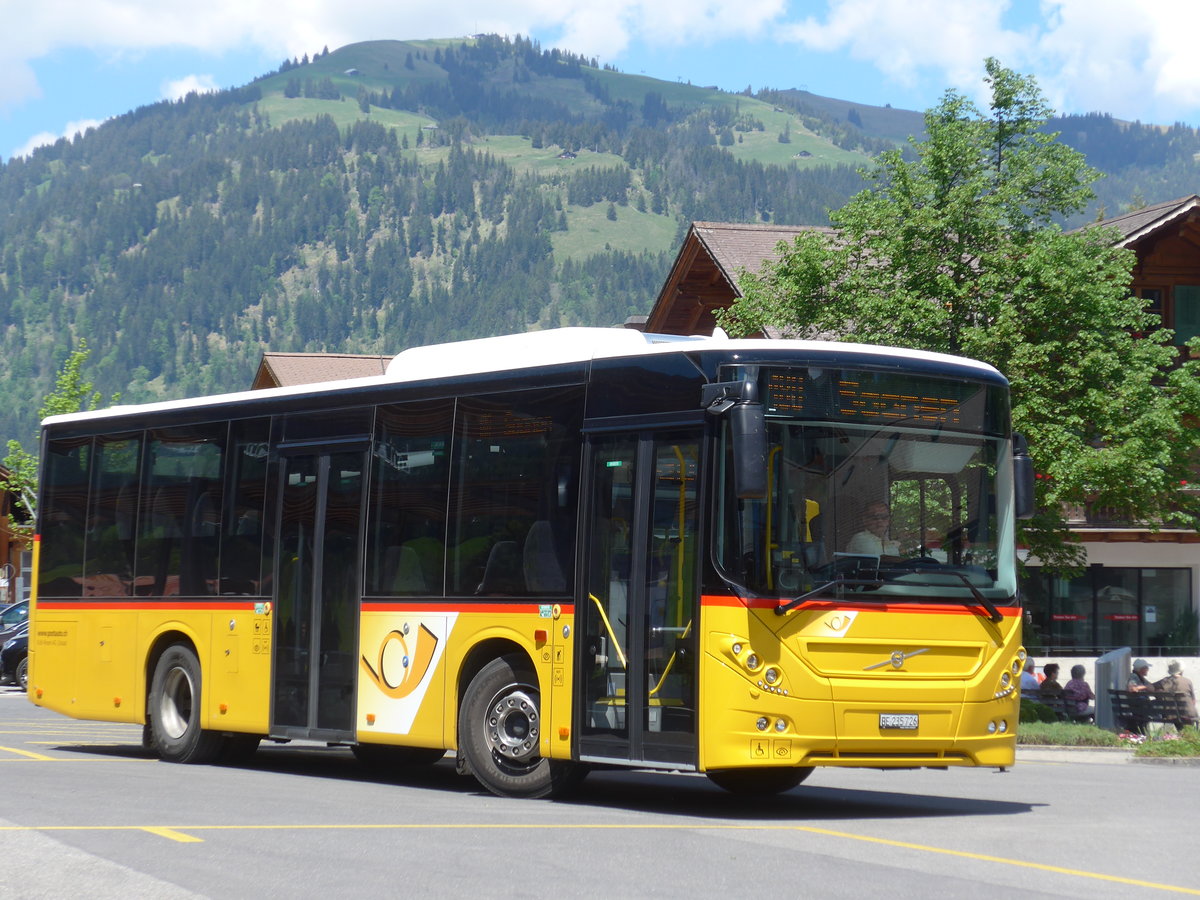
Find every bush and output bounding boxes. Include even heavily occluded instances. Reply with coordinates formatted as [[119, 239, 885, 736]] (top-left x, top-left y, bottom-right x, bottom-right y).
[[1131, 726, 1200, 757], [1019, 698, 1060, 723], [1016, 721, 1124, 746]]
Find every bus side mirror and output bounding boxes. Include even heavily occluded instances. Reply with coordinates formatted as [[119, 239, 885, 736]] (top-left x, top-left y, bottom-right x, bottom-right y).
[[1013, 433, 1035, 520], [730, 401, 767, 499], [702, 379, 767, 499]]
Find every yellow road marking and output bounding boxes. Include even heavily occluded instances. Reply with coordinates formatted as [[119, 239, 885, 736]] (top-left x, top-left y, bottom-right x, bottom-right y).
[[142, 827, 204, 843], [0, 822, 1193, 892], [0, 745, 56, 761]]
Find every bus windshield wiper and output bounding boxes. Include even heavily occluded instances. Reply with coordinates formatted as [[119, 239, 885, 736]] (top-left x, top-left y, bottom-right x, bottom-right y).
[[950, 570, 1004, 623], [878, 566, 1004, 624], [774, 576, 880, 615]]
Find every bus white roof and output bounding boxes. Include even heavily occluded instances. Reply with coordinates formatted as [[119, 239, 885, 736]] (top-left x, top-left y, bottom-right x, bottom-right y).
[[42, 327, 1002, 427]]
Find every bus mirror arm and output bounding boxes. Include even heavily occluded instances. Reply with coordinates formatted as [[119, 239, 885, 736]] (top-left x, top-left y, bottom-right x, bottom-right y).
[[701, 380, 767, 499]]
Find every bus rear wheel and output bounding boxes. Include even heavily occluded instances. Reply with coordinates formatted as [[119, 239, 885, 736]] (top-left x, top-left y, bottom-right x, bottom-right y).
[[149, 644, 224, 764], [458, 654, 581, 798], [706, 766, 812, 795]]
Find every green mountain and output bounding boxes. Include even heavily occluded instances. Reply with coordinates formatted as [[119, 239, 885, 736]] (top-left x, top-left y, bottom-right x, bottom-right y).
[[1, 34, 1198, 446]]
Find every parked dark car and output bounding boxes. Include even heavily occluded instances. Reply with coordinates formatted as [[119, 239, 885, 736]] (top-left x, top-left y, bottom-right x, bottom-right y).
[[0, 600, 29, 647], [1, 622, 28, 691]]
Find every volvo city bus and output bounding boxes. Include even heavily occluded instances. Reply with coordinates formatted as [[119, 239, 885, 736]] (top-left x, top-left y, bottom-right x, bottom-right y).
[[29, 327, 1034, 797]]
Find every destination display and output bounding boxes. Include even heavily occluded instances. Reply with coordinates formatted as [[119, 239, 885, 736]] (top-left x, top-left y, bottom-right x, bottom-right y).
[[763, 368, 999, 433]]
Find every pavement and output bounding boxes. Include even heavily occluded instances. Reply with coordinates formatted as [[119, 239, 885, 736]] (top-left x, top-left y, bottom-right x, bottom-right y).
[[1018, 745, 1200, 766]]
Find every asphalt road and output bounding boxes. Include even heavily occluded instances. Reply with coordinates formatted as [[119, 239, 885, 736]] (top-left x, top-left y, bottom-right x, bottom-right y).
[[0, 686, 1197, 899]]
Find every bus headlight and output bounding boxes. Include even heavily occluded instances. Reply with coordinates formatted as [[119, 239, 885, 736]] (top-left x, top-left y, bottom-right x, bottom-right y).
[[756, 717, 769, 731]]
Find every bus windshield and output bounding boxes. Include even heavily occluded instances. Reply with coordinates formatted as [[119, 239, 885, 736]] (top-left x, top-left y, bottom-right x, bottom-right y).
[[716, 365, 1017, 604]]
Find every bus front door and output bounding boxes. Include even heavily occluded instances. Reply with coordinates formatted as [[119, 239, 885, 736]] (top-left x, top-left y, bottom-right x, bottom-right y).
[[270, 449, 365, 741], [577, 431, 700, 768]]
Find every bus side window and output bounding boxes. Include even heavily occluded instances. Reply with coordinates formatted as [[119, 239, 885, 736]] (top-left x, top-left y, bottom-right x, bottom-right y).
[[366, 400, 452, 597]]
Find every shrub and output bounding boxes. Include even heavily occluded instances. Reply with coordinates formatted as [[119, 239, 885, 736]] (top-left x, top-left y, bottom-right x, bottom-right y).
[[1017, 721, 1124, 746], [1019, 698, 1059, 723], [1132, 726, 1200, 757]]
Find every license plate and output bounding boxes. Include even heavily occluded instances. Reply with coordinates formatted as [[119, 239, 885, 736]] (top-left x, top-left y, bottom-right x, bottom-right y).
[[879, 713, 919, 730]]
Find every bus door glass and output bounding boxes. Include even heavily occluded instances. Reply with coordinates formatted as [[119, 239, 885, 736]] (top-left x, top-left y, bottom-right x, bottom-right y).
[[578, 430, 700, 767], [271, 448, 365, 739]]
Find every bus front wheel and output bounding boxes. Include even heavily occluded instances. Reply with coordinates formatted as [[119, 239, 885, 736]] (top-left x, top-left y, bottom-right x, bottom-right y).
[[706, 766, 812, 795], [458, 654, 581, 798], [149, 644, 224, 764]]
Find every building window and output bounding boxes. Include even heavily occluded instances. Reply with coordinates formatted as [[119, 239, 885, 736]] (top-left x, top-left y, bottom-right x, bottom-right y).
[[1138, 287, 1163, 321], [1023, 566, 1196, 656], [1171, 285, 1200, 345]]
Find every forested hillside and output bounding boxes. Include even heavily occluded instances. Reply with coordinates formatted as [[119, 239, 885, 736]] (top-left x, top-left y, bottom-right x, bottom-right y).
[[1, 34, 1198, 445]]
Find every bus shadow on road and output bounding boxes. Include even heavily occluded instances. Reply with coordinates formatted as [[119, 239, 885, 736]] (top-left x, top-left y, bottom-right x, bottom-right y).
[[561, 768, 1038, 821], [44, 737, 1039, 819]]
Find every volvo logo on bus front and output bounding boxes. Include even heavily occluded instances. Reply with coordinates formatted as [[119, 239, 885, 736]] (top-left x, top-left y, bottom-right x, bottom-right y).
[[864, 647, 930, 671]]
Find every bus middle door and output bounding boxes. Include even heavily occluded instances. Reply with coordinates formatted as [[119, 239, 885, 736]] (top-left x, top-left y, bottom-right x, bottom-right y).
[[576, 430, 700, 769], [270, 446, 365, 742]]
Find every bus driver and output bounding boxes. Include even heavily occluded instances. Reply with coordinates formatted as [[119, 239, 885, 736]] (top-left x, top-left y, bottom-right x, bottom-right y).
[[847, 500, 901, 558]]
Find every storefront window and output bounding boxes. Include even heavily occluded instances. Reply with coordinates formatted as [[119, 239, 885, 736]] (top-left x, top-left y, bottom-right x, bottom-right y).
[[1022, 566, 1196, 656]]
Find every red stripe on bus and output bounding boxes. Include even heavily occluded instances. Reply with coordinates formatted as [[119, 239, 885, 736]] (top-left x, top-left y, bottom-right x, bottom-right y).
[[34, 599, 576, 615], [35, 600, 263, 611], [700, 593, 1019, 617]]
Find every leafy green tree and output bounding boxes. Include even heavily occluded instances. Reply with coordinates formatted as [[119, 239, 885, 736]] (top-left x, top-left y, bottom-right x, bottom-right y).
[[1, 340, 115, 525], [720, 59, 1200, 570]]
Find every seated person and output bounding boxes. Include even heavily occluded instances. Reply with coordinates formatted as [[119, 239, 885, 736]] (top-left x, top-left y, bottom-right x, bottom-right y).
[[1038, 663, 1063, 700], [1154, 660, 1199, 730], [1019, 659, 1041, 700], [847, 501, 901, 558], [1062, 664, 1096, 721]]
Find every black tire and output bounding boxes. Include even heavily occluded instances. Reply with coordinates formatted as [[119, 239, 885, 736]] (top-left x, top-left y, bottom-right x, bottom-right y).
[[16, 657, 28, 692], [706, 766, 813, 795], [458, 654, 583, 798], [148, 644, 224, 764], [352, 743, 447, 769]]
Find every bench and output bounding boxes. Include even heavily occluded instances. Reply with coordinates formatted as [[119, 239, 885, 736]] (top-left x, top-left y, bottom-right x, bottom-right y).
[[1108, 690, 1197, 733], [1035, 694, 1093, 723]]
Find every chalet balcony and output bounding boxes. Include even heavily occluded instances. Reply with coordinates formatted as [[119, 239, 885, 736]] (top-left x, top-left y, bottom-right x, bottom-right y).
[[1062, 485, 1200, 531]]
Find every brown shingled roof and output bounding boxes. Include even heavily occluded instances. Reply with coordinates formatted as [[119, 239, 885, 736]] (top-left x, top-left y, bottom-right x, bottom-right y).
[[252, 352, 391, 390], [646, 221, 833, 335], [1081, 194, 1200, 246]]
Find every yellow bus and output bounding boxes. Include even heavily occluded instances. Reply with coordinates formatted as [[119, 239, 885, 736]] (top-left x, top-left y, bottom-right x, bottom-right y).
[[30, 327, 1033, 797]]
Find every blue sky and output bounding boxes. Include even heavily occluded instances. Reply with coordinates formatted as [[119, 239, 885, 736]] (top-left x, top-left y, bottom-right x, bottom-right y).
[[3, 1, 1199, 161]]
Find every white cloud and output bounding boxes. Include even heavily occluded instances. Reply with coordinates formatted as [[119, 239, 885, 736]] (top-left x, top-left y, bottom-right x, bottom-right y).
[[10, 117, 105, 159], [0, 1, 790, 113], [779, 0, 1021, 93], [775, 0, 1200, 124], [162, 74, 219, 101], [3, 0, 1200, 128]]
